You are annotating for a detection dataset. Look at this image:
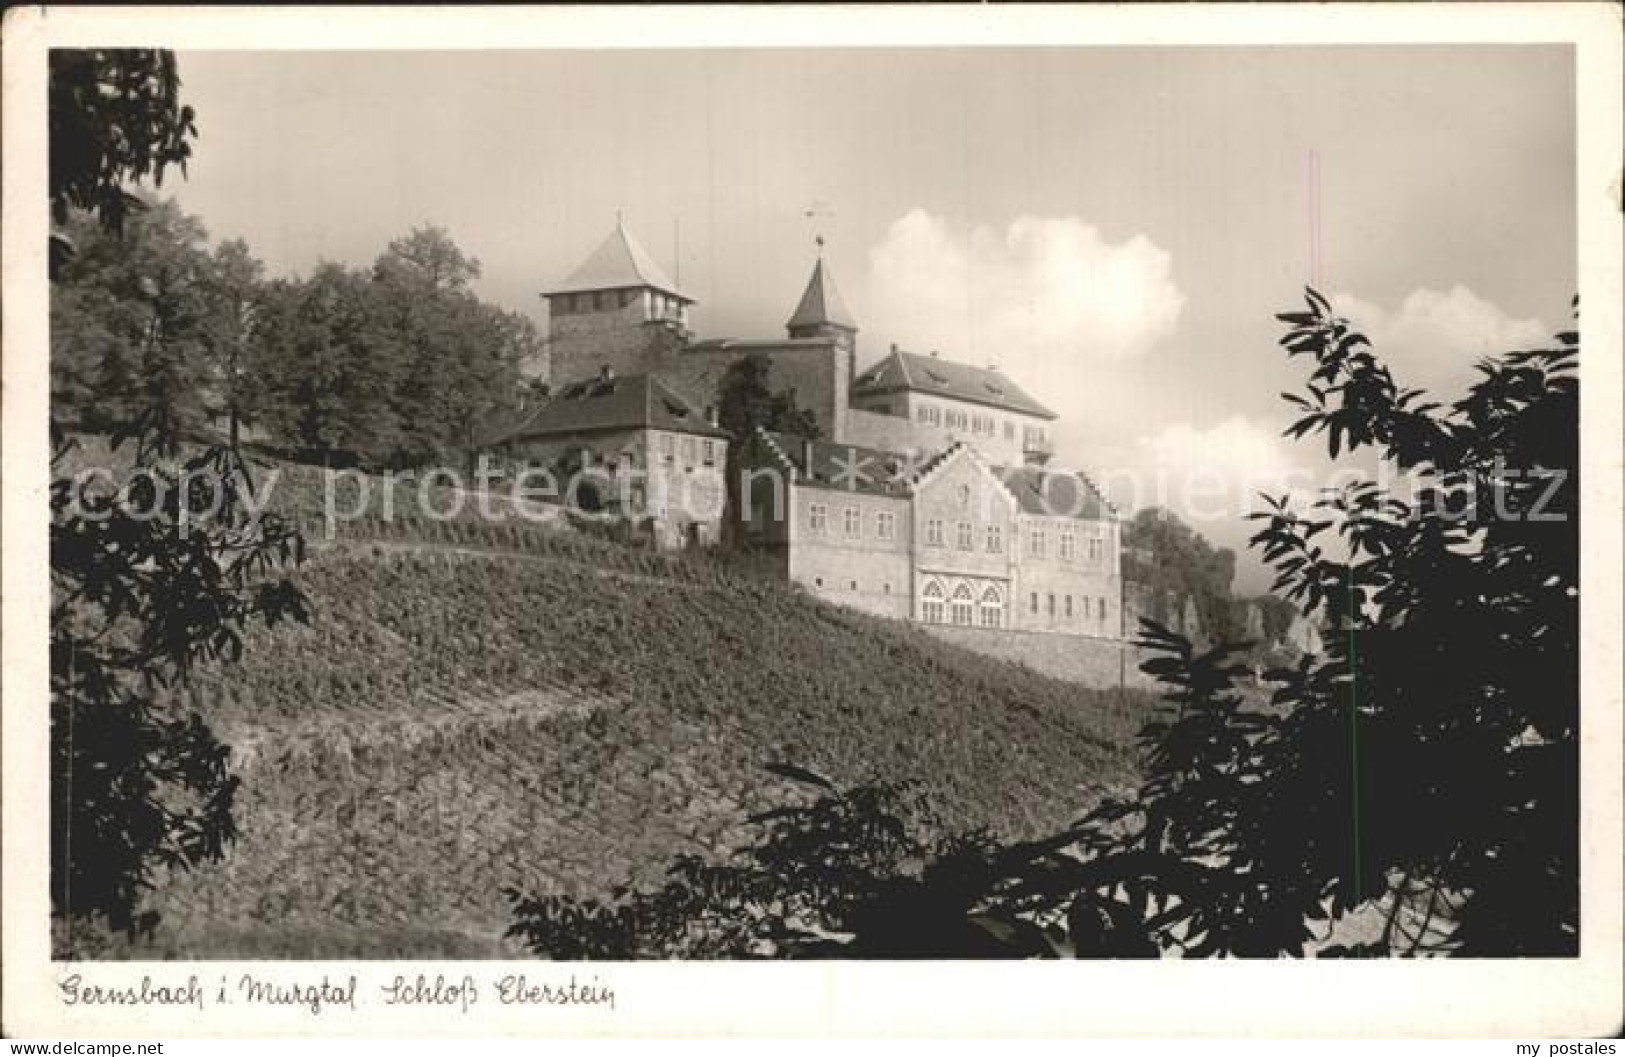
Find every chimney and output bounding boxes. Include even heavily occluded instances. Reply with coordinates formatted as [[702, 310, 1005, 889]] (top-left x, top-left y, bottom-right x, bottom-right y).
[[929, 350, 939, 358], [705, 405, 719, 428], [803, 437, 815, 473], [987, 363, 999, 373], [890, 342, 898, 354], [598, 364, 615, 382]]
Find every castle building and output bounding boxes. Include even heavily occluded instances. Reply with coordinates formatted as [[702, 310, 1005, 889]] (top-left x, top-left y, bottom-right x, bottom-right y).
[[495, 218, 1125, 643], [846, 347, 1057, 467], [483, 367, 730, 548]]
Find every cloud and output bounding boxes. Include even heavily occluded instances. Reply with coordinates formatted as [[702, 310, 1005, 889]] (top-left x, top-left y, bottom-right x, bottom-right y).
[[1333, 285, 1550, 394], [1121, 415, 1305, 520], [865, 210, 1185, 373]]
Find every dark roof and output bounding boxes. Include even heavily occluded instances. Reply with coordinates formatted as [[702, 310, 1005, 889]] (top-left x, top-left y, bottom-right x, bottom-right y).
[[759, 431, 914, 497], [852, 350, 1056, 420], [491, 373, 728, 444], [751, 431, 1114, 519], [786, 258, 856, 332], [993, 465, 1115, 521], [683, 336, 836, 353], [545, 221, 690, 301]]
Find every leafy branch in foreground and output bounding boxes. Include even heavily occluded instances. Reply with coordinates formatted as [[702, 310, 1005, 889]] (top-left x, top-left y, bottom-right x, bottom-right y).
[[49, 49, 311, 950], [52, 429, 309, 939]]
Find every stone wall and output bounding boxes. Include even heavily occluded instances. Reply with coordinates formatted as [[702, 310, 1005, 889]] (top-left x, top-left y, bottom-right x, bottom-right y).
[[550, 298, 687, 385], [657, 340, 851, 439], [922, 625, 1158, 691], [843, 407, 953, 455], [786, 483, 913, 620], [1009, 515, 1121, 637]]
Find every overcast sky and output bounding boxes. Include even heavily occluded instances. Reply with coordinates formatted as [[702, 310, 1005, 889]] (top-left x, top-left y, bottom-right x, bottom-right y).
[[169, 47, 1575, 590]]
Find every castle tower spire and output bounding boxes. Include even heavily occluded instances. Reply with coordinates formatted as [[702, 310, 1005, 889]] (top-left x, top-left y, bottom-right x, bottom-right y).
[[787, 255, 857, 340]]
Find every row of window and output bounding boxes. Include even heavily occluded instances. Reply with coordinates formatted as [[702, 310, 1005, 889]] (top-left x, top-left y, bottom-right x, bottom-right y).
[[807, 503, 898, 540], [1026, 591, 1111, 624], [915, 404, 1019, 441], [652, 433, 718, 468], [803, 504, 1111, 564], [553, 289, 686, 319], [921, 519, 1108, 562], [553, 289, 635, 314], [921, 581, 1005, 628]]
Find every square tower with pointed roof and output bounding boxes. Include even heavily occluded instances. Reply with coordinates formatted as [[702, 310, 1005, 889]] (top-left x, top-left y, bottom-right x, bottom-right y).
[[543, 219, 694, 386]]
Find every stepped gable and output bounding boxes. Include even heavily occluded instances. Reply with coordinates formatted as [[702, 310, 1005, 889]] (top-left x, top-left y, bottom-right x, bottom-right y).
[[993, 464, 1115, 521], [852, 349, 1056, 420], [761, 431, 914, 496]]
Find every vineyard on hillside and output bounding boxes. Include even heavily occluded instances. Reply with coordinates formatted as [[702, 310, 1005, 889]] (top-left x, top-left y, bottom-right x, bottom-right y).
[[55, 438, 1155, 958], [125, 543, 1151, 958]]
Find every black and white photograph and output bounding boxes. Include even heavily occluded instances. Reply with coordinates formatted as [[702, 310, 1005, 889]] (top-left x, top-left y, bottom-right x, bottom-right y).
[[4, 3, 1622, 1041]]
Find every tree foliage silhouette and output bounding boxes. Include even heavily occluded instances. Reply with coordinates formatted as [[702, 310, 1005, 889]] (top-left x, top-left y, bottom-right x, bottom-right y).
[[716, 352, 822, 546], [509, 288, 1578, 958], [49, 49, 196, 275], [49, 50, 309, 947]]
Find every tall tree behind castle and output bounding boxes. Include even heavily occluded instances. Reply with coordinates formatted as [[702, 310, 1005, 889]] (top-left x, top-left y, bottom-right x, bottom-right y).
[[1122, 506, 1242, 643], [52, 208, 539, 469]]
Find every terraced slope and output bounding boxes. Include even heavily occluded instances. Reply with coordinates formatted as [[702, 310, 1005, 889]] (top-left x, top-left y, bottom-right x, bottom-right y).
[[59, 441, 1153, 957]]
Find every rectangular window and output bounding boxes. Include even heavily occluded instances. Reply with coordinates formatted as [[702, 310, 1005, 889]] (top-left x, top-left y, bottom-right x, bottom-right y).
[[658, 433, 674, 465], [1003, 421, 1015, 440], [986, 523, 1002, 553], [1088, 537, 1101, 562], [809, 503, 828, 534], [703, 440, 716, 467], [1030, 528, 1046, 559], [1048, 593, 1056, 617], [876, 511, 895, 540], [1065, 595, 1073, 618], [926, 519, 944, 547], [844, 506, 861, 537], [1098, 597, 1108, 622], [926, 407, 940, 426], [681, 437, 696, 465], [956, 521, 973, 550], [1061, 531, 1076, 562], [1030, 592, 1039, 614], [917, 406, 930, 423], [923, 599, 944, 624], [980, 604, 1000, 629]]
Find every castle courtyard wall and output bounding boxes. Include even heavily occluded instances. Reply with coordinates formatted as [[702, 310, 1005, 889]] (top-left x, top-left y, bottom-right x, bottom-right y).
[[659, 341, 852, 440]]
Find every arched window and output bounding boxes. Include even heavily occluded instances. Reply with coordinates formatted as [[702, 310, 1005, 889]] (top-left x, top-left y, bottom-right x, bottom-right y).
[[921, 580, 946, 624], [951, 584, 975, 626], [979, 586, 1003, 629]]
